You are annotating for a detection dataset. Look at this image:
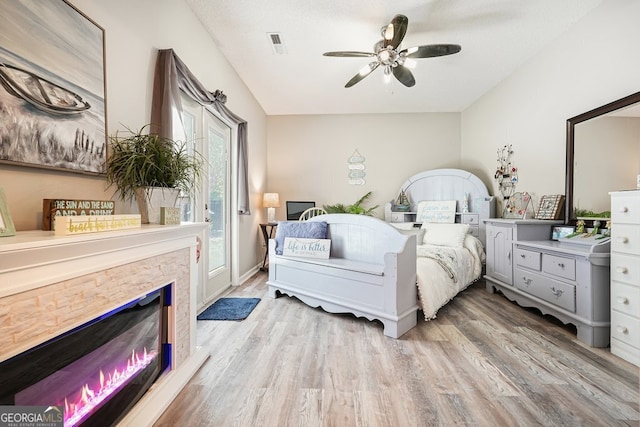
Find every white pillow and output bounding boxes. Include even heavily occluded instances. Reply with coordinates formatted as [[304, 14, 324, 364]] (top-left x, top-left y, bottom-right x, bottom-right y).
[[421, 223, 470, 247], [390, 223, 425, 246]]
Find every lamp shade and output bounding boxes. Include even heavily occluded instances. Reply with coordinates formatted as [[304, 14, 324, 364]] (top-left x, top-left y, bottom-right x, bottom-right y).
[[263, 193, 280, 208]]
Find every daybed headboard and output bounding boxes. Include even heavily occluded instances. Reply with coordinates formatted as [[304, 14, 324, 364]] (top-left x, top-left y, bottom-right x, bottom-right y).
[[384, 168, 496, 246]]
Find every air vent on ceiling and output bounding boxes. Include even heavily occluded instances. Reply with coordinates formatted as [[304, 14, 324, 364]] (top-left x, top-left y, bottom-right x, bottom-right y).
[[267, 32, 287, 55]]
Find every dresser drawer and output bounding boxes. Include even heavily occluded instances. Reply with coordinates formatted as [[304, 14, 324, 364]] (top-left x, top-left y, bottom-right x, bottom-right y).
[[514, 248, 541, 270], [611, 253, 640, 285], [542, 254, 576, 281], [514, 268, 576, 312], [611, 194, 640, 224], [461, 214, 479, 226], [611, 310, 640, 348], [611, 281, 640, 317], [611, 224, 640, 255]]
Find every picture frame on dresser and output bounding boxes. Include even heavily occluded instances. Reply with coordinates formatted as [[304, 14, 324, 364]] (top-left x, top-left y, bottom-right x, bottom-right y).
[[535, 195, 565, 220], [0, 187, 16, 237]]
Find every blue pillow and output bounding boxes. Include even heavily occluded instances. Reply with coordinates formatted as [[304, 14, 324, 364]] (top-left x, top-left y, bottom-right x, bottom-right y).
[[274, 221, 328, 255]]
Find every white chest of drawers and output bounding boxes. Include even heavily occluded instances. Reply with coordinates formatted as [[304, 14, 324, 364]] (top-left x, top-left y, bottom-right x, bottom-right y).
[[609, 190, 640, 366]]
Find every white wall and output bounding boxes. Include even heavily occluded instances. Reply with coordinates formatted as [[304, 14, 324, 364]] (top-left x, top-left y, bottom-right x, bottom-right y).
[[462, 0, 640, 215], [267, 113, 461, 220], [0, 0, 268, 277]]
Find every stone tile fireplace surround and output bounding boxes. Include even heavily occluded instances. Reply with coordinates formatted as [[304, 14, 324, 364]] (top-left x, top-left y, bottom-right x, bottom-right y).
[[0, 224, 209, 426]]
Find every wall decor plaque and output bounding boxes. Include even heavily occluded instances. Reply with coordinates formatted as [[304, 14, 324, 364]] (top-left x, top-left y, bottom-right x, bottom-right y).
[[43, 199, 115, 230]]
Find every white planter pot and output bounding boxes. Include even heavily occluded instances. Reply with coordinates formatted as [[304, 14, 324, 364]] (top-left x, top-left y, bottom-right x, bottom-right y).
[[135, 187, 180, 224]]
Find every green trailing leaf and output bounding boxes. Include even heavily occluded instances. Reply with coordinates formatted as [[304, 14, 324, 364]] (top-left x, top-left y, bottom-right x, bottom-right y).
[[574, 208, 611, 218], [323, 191, 378, 216]]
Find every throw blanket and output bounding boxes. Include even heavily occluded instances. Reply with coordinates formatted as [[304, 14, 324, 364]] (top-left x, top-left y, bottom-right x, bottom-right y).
[[416, 234, 485, 320], [416, 246, 459, 282]]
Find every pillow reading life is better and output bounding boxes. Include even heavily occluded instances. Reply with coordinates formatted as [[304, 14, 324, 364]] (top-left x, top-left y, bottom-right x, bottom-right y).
[[274, 221, 328, 255]]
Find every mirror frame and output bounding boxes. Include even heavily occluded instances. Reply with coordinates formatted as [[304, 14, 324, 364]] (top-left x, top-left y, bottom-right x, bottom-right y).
[[565, 90, 640, 224]]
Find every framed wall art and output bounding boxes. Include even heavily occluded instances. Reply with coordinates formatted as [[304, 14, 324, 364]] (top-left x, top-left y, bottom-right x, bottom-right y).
[[0, 188, 16, 237], [0, 0, 107, 175]]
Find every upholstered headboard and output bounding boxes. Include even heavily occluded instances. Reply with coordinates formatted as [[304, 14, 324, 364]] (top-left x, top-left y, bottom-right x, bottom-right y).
[[384, 168, 496, 246]]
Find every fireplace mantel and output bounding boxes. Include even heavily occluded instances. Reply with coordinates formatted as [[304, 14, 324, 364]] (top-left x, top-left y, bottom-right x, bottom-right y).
[[0, 223, 210, 426]]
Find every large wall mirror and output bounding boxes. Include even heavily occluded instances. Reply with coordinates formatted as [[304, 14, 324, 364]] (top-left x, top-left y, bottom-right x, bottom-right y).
[[565, 91, 640, 223]]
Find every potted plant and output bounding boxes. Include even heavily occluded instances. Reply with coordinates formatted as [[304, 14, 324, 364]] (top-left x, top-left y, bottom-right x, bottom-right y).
[[323, 191, 379, 216], [105, 125, 204, 224]]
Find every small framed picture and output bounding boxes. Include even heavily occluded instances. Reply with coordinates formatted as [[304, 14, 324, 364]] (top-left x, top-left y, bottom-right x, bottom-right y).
[[552, 225, 574, 241], [0, 187, 16, 237]]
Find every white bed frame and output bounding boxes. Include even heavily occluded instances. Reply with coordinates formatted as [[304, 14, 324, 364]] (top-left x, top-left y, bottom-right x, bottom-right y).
[[385, 168, 496, 246]]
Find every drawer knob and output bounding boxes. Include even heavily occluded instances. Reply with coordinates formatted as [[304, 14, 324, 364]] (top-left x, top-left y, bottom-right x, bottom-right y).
[[557, 262, 565, 268], [550, 287, 563, 297], [520, 254, 526, 258], [522, 277, 532, 286], [616, 236, 629, 244], [619, 206, 629, 213], [616, 325, 629, 334], [617, 296, 629, 305], [616, 266, 628, 274]]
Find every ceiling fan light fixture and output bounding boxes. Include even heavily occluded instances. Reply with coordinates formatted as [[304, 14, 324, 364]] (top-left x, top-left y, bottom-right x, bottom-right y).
[[323, 14, 460, 88], [383, 65, 392, 83]]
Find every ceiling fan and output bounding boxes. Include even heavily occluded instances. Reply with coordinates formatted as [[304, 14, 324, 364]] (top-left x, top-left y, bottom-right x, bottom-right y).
[[323, 14, 461, 88]]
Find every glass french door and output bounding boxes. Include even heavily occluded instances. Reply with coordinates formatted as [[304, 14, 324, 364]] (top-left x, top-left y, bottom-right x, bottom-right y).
[[181, 97, 232, 306]]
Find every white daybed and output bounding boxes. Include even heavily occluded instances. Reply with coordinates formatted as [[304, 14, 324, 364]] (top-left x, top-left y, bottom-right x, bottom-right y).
[[267, 214, 418, 338]]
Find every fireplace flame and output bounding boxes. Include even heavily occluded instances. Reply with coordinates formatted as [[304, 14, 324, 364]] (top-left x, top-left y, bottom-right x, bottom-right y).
[[61, 346, 157, 427]]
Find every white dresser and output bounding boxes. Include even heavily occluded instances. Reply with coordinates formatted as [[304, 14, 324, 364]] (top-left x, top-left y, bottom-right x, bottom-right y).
[[609, 190, 640, 366]]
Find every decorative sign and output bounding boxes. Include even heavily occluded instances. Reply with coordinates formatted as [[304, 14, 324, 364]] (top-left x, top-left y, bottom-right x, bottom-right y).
[[283, 237, 331, 259], [43, 199, 115, 230], [535, 195, 565, 220], [160, 207, 181, 225], [416, 201, 457, 223], [348, 149, 366, 185], [54, 215, 141, 236]]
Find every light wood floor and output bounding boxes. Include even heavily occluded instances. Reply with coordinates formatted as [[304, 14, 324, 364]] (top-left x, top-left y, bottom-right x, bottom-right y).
[[154, 273, 639, 427]]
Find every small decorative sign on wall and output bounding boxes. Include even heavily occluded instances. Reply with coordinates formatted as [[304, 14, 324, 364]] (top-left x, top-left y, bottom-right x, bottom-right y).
[[283, 237, 331, 259]]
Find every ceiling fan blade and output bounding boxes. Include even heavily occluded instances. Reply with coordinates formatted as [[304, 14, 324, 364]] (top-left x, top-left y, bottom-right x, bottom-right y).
[[402, 44, 462, 58], [345, 62, 380, 88], [392, 65, 415, 87], [387, 14, 408, 48], [323, 51, 376, 58]]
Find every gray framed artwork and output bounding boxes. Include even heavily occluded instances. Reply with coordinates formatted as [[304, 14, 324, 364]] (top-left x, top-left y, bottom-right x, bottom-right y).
[[0, 0, 107, 175]]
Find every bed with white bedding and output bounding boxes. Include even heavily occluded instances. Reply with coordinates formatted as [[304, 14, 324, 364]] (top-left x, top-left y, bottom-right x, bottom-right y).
[[386, 169, 495, 319]]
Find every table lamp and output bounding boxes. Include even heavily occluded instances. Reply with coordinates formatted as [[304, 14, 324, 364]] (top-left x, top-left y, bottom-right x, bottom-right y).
[[263, 193, 280, 223]]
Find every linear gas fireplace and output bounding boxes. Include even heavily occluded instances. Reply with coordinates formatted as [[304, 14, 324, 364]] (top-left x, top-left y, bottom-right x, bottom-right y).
[[1, 224, 209, 425], [0, 286, 172, 426]]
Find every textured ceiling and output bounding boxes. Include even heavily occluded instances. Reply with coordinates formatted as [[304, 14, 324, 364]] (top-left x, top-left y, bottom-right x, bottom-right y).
[[185, 0, 604, 115]]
